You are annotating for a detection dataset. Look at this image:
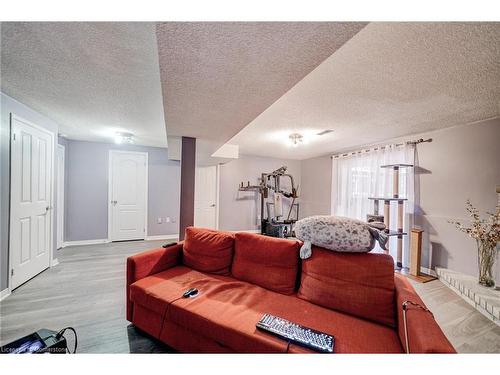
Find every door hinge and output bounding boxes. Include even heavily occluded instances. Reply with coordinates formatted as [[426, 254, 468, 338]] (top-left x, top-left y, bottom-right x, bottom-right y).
[[11, 269, 14, 277], [12, 133, 16, 141]]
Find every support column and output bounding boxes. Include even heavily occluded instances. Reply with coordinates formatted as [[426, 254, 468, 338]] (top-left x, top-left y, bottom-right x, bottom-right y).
[[179, 137, 196, 240]]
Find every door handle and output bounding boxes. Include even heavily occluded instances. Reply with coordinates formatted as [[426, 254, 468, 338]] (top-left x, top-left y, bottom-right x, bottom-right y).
[[210, 204, 216, 207], [111, 200, 118, 205], [43, 206, 51, 215]]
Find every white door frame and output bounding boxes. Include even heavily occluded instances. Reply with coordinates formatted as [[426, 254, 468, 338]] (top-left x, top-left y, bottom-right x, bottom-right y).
[[215, 164, 221, 230], [107, 150, 148, 241], [56, 144, 65, 249], [8, 114, 57, 292]]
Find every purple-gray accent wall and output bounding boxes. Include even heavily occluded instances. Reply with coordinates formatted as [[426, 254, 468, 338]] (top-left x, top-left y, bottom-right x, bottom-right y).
[[64, 140, 180, 241]]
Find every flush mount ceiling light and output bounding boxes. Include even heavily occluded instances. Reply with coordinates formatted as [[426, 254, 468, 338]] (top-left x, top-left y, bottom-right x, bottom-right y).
[[115, 132, 134, 144], [288, 133, 304, 147]]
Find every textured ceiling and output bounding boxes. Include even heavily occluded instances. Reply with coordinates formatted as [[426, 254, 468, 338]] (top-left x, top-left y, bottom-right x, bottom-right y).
[[155, 22, 368, 144], [1, 22, 167, 147], [229, 22, 500, 160]]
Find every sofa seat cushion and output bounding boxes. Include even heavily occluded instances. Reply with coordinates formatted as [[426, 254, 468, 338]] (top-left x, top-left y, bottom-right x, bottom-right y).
[[231, 232, 300, 295], [183, 227, 235, 275], [298, 246, 396, 328], [130, 266, 403, 353]]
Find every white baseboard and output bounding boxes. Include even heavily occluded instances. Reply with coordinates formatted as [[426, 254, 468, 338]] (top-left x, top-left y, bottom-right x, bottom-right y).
[[420, 266, 438, 277], [63, 239, 110, 247], [0, 288, 11, 301], [50, 258, 59, 267], [145, 234, 179, 241]]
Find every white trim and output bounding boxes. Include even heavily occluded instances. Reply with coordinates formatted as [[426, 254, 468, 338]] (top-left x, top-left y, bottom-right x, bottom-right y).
[[215, 164, 221, 230], [56, 144, 65, 249], [0, 288, 11, 301], [63, 239, 110, 247], [8, 113, 56, 291], [50, 258, 59, 267], [420, 266, 438, 277], [145, 234, 179, 241], [108, 150, 149, 241]]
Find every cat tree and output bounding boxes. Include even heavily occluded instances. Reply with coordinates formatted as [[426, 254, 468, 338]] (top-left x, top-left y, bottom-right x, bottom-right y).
[[368, 163, 413, 269]]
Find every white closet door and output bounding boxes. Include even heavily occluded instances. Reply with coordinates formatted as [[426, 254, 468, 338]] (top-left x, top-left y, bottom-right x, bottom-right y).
[[194, 166, 217, 229], [10, 115, 53, 289], [109, 151, 147, 241]]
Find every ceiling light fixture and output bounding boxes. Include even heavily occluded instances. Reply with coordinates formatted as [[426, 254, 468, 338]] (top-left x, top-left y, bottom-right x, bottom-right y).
[[115, 132, 134, 144], [288, 133, 303, 147]]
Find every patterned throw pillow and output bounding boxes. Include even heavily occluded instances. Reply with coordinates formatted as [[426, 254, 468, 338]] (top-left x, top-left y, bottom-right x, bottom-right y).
[[294, 215, 387, 259]]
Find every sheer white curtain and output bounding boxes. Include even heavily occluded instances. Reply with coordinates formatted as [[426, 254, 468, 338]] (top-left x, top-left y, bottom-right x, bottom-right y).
[[331, 144, 415, 266]]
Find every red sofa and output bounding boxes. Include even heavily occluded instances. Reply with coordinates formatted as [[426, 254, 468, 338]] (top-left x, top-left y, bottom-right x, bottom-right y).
[[126, 227, 455, 353]]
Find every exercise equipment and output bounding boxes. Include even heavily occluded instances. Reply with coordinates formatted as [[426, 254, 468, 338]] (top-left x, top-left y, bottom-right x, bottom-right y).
[[238, 166, 299, 238]]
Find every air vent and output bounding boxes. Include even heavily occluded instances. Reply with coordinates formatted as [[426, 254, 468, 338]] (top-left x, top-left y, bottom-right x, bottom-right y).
[[316, 129, 334, 136]]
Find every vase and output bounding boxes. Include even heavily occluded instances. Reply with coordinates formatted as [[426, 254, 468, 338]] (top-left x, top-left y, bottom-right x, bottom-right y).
[[477, 240, 495, 287]]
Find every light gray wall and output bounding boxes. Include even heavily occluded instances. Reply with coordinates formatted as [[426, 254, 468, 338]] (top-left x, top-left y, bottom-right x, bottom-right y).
[[218, 154, 301, 231], [299, 155, 332, 218], [65, 140, 180, 241], [301, 118, 500, 277], [413, 118, 500, 276], [1, 92, 59, 291]]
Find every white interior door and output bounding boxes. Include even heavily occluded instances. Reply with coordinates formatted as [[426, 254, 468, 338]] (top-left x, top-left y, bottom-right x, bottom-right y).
[[56, 145, 65, 249], [109, 151, 147, 241], [10, 115, 53, 290], [194, 166, 217, 229]]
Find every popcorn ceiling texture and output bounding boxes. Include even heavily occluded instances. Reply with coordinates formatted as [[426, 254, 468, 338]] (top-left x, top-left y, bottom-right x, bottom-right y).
[[2, 22, 498, 160], [0, 22, 167, 147], [155, 22, 367, 143], [229, 22, 500, 160]]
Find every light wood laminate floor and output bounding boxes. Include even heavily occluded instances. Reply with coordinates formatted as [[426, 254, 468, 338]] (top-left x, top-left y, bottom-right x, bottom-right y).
[[0, 240, 173, 353], [1, 240, 499, 353]]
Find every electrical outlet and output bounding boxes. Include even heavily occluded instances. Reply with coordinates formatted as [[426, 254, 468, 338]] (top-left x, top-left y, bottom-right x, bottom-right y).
[[157, 217, 163, 224], [165, 217, 171, 223]]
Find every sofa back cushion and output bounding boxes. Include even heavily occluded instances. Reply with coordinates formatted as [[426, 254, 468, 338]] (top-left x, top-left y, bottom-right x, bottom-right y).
[[231, 232, 300, 295], [183, 227, 234, 275], [297, 246, 396, 327]]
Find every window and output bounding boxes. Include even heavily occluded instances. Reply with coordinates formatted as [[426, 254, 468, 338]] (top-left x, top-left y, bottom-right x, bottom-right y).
[[331, 144, 415, 265]]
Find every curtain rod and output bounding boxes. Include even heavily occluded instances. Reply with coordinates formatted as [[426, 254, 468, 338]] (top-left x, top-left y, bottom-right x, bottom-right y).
[[331, 138, 432, 159]]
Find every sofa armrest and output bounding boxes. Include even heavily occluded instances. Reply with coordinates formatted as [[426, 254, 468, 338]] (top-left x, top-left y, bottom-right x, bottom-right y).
[[394, 274, 455, 353], [126, 242, 183, 321]]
